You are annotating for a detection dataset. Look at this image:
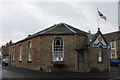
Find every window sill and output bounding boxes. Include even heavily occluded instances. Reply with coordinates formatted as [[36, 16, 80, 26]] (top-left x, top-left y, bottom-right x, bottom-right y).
[[27, 61, 32, 63], [98, 61, 103, 63], [52, 61, 65, 64], [19, 61, 22, 62], [53, 60, 64, 62]]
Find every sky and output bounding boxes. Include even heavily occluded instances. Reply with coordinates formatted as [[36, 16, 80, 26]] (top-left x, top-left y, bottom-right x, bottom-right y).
[[118, 0, 120, 26], [0, 0, 119, 46]]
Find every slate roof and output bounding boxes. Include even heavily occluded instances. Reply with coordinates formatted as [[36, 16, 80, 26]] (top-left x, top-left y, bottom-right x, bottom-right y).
[[16, 23, 88, 44], [39, 23, 88, 35], [103, 31, 120, 42]]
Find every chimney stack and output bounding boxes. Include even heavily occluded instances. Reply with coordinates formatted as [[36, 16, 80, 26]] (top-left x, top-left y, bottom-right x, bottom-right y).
[[28, 34, 31, 37]]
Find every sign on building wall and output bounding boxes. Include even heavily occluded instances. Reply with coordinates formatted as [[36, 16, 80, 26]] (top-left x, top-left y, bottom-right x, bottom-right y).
[[106, 45, 111, 50], [93, 35, 107, 48]]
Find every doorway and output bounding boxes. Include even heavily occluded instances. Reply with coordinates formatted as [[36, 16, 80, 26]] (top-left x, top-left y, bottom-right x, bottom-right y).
[[78, 51, 84, 71]]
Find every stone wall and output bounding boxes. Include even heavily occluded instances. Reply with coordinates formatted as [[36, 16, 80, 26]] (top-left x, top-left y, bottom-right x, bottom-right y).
[[10, 36, 41, 71], [117, 39, 120, 59], [10, 34, 86, 72], [9, 34, 109, 72], [39, 34, 77, 72], [90, 47, 109, 72]]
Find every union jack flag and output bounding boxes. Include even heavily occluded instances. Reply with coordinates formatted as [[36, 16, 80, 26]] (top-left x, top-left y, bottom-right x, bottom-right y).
[[98, 10, 107, 21]]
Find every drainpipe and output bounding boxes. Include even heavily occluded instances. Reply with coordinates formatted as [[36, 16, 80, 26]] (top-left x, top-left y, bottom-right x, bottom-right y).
[[87, 31, 92, 72], [74, 33, 77, 71]]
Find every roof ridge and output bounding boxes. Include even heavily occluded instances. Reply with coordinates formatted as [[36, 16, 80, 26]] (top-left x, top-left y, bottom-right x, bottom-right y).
[[62, 23, 76, 33], [40, 24, 57, 34], [64, 23, 88, 34], [15, 23, 89, 44], [104, 31, 120, 35]]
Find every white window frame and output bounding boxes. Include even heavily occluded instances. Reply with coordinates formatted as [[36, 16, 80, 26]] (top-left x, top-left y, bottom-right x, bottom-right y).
[[19, 45, 22, 62], [52, 38, 64, 61], [28, 42, 32, 62]]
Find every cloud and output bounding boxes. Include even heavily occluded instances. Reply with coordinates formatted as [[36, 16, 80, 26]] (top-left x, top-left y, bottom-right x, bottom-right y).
[[0, 0, 119, 2], [0, 3, 2, 45], [1, 2, 119, 46], [118, 1, 120, 26]]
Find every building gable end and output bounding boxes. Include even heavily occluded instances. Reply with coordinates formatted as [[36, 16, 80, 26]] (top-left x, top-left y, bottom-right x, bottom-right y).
[[92, 28, 108, 48]]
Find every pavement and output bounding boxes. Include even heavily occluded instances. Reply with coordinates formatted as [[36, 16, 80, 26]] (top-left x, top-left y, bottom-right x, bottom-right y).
[[1, 65, 120, 80]]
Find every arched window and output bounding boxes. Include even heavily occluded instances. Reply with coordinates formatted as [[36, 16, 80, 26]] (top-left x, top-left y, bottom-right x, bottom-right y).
[[28, 42, 32, 62], [19, 44, 22, 62], [52, 38, 64, 61]]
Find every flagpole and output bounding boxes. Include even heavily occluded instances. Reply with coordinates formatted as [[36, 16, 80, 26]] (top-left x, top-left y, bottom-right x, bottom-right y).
[[97, 8, 99, 29]]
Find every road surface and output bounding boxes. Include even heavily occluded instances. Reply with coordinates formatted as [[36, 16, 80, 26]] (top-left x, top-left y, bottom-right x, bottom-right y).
[[1, 65, 120, 80]]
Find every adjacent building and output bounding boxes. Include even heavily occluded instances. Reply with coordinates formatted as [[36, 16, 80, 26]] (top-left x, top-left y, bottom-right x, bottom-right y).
[[1, 40, 13, 65], [8, 23, 110, 72], [0, 47, 2, 64], [104, 28, 120, 59]]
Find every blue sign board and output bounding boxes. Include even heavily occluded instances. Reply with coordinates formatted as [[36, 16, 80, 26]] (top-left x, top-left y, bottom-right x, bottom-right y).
[[106, 45, 111, 50], [3, 54, 10, 56]]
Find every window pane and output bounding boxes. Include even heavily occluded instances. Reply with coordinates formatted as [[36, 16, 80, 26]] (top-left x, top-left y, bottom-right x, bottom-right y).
[[28, 42, 32, 61], [19, 45, 22, 61], [98, 47, 102, 62], [56, 40, 60, 45], [112, 54, 115, 59], [111, 42, 115, 48]]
